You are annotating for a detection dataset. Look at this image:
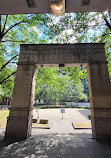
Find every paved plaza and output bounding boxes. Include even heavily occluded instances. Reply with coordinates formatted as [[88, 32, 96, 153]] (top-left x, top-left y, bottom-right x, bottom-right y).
[[0, 108, 111, 158], [32, 108, 91, 134]]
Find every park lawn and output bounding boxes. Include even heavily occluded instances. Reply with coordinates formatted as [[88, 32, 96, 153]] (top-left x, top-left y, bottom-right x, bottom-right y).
[[0, 110, 9, 128]]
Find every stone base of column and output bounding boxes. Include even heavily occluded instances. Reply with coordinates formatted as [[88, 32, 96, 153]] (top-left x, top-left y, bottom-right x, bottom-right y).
[[91, 116, 111, 141], [4, 115, 32, 141]]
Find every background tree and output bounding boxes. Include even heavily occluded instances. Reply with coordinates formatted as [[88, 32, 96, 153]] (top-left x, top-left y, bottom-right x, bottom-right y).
[[47, 12, 111, 78], [0, 14, 50, 103], [1, 12, 111, 104], [35, 68, 87, 105]]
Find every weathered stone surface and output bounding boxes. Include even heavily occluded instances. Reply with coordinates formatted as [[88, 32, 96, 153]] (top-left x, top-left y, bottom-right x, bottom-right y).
[[4, 115, 32, 140], [19, 44, 106, 65], [5, 64, 36, 140], [5, 44, 111, 141], [91, 116, 111, 141]]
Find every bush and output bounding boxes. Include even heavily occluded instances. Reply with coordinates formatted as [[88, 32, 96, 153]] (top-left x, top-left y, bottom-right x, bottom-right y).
[[88, 114, 91, 119]]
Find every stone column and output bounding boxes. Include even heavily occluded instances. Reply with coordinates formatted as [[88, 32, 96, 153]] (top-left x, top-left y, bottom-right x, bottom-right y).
[[87, 62, 111, 141], [4, 63, 36, 140]]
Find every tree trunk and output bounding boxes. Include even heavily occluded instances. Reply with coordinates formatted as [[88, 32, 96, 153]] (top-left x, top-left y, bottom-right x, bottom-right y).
[[0, 15, 1, 41], [6, 99, 8, 108], [1, 99, 4, 109]]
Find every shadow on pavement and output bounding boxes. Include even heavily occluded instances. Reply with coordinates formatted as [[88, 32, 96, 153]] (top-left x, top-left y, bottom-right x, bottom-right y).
[[0, 132, 111, 158], [78, 109, 91, 119]]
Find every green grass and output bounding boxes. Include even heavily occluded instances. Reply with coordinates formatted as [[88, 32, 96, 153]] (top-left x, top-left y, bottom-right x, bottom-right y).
[[0, 110, 9, 127], [0, 110, 9, 119]]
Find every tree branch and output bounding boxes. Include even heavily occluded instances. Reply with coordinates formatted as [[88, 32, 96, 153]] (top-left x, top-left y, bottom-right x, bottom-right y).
[[2, 21, 28, 38], [1, 40, 26, 43], [102, 32, 111, 36], [0, 71, 16, 84], [104, 17, 111, 31], [0, 55, 18, 71], [1, 15, 8, 35]]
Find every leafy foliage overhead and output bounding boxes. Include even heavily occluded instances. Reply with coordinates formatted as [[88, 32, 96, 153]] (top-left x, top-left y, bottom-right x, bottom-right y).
[[0, 11, 111, 101]]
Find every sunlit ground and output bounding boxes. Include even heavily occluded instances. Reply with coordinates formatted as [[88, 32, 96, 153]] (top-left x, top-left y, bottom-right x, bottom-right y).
[[0, 110, 9, 128], [0, 108, 91, 131]]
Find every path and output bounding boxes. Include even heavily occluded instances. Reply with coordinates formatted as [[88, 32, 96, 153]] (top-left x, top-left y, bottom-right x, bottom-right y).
[[0, 109, 111, 158]]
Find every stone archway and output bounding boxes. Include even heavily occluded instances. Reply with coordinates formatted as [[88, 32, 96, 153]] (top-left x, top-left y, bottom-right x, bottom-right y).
[[5, 44, 111, 141]]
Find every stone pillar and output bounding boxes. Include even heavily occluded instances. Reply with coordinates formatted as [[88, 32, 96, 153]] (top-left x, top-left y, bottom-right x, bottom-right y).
[[4, 63, 36, 140], [87, 62, 111, 141]]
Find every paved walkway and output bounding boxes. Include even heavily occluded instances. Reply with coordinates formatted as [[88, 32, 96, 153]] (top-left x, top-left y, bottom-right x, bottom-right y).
[[32, 108, 91, 134], [0, 108, 111, 158]]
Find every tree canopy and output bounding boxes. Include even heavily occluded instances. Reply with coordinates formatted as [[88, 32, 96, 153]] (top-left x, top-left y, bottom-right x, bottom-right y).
[[0, 14, 51, 100], [35, 67, 87, 104], [0, 11, 111, 102]]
